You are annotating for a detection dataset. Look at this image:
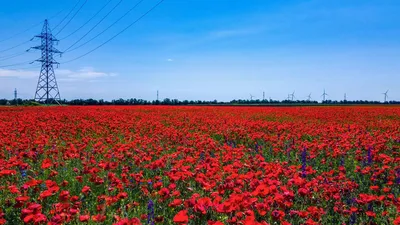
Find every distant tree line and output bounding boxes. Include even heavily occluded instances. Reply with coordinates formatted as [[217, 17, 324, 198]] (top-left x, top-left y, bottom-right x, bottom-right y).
[[0, 98, 399, 106]]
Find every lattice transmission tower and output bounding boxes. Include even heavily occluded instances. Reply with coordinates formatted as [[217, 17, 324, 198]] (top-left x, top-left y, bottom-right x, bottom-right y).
[[31, 19, 62, 104], [14, 88, 18, 105]]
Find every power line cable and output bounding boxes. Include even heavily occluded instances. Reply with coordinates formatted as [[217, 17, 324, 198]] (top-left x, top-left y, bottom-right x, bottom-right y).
[[0, 8, 66, 56], [1, 65, 41, 71], [0, 51, 28, 61], [0, 60, 33, 68], [62, 0, 165, 64], [0, 21, 41, 45], [55, 0, 88, 36], [0, 40, 31, 54], [53, 0, 82, 31], [60, 0, 114, 40], [65, 0, 144, 53], [48, 8, 67, 21], [0, 5, 79, 70], [62, 0, 124, 52], [0, 9, 65, 44]]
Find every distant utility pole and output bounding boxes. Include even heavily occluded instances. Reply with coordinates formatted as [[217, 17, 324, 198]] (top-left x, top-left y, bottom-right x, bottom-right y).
[[344, 93, 347, 101], [263, 92, 265, 101], [14, 88, 18, 105], [157, 90, 159, 101], [30, 19, 62, 104]]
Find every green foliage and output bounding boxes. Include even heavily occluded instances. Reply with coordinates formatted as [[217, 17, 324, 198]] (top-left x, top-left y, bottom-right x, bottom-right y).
[[22, 101, 42, 106]]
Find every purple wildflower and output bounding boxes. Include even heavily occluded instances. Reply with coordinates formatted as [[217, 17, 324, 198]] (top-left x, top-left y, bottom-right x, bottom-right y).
[[147, 200, 155, 225], [340, 156, 345, 167], [19, 167, 27, 179], [367, 147, 373, 165], [301, 147, 307, 177], [199, 152, 205, 161], [396, 169, 400, 185], [349, 213, 357, 225]]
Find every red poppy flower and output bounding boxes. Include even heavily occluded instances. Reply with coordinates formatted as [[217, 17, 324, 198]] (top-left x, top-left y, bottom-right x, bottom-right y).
[[394, 216, 400, 225], [208, 221, 224, 225], [173, 210, 188, 224], [79, 215, 90, 222], [81, 186, 91, 195], [271, 210, 285, 221], [92, 214, 106, 222], [41, 158, 53, 169], [0, 170, 16, 177]]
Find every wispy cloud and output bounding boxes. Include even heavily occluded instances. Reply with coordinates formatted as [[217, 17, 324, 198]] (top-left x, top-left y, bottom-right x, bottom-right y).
[[208, 28, 263, 40], [166, 58, 174, 62], [58, 67, 117, 82], [0, 67, 117, 82], [150, 27, 265, 51], [0, 69, 37, 79]]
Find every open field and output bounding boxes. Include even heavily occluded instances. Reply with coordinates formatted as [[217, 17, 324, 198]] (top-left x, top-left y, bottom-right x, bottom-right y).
[[0, 106, 399, 224]]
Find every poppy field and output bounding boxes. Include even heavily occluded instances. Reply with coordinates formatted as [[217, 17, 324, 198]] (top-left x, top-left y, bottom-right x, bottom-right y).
[[0, 106, 399, 225]]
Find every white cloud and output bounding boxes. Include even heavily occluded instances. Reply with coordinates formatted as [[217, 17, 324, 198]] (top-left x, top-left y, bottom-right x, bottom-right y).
[[0, 69, 37, 79], [58, 67, 117, 81], [0, 67, 117, 82], [167, 58, 174, 62]]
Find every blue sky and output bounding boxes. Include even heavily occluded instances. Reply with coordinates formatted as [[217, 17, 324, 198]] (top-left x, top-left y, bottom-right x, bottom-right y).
[[0, 0, 399, 101]]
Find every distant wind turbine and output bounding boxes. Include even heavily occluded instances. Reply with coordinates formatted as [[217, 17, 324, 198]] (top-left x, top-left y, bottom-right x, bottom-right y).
[[382, 90, 389, 102], [290, 91, 296, 101], [307, 93, 312, 101], [344, 93, 347, 101], [250, 94, 255, 101], [321, 89, 328, 102]]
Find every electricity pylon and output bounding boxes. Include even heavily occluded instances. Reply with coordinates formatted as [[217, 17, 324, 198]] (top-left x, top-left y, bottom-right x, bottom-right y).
[[30, 19, 62, 104], [14, 88, 18, 105]]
